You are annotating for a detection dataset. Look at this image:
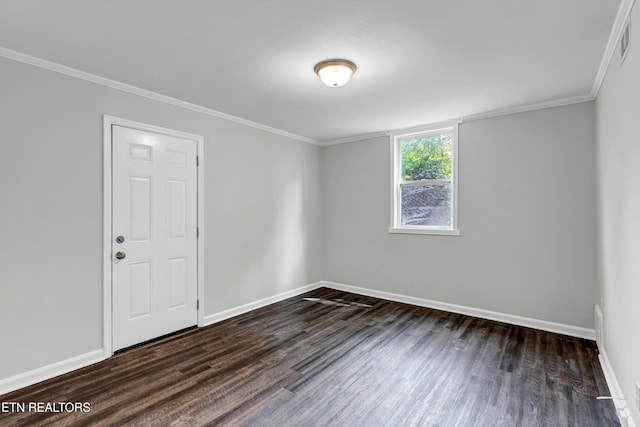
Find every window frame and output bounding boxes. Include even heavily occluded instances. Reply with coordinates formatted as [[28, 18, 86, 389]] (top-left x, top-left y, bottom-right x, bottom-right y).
[[389, 122, 460, 236]]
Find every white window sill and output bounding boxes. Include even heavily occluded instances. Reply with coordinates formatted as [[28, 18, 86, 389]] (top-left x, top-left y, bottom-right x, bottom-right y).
[[388, 227, 460, 236]]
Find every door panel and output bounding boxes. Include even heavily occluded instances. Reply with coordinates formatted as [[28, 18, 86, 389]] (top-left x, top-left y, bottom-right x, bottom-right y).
[[128, 177, 152, 242], [167, 180, 187, 239], [112, 125, 197, 351], [128, 261, 152, 320], [168, 257, 187, 309]]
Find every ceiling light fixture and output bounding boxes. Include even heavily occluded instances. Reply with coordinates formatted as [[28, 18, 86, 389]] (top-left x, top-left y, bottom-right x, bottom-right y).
[[314, 59, 357, 87]]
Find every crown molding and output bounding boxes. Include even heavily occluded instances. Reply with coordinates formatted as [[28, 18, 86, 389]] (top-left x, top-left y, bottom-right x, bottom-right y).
[[461, 94, 595, 123], [320, 131, 389, 146], [386, 118, 463, 137], [321, 93, 595, 147], [0, 46, 320, 146], [321, 92, 598, 146], [591, 0, 636, 97], [2, 0, 629, 151]]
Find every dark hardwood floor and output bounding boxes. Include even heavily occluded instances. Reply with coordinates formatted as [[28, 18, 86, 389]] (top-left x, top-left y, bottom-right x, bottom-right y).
[[0, 288, 620, 426]]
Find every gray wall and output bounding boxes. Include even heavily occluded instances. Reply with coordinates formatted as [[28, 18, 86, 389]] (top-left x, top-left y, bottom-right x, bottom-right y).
[[0, 44, 619, 394], [596, 3, 640, 422], [0, 56, 324, 379], [323, 102, 598, 328]]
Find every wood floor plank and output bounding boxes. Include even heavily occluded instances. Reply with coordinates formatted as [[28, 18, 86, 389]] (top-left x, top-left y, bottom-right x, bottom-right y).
[[0, 288, 620, 426]]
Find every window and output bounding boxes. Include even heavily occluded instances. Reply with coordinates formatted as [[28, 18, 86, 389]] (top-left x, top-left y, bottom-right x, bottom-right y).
[[390, 123, 459, 235]]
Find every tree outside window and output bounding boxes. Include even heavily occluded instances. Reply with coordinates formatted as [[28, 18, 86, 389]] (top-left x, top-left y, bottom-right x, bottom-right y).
[[390, 124, 459, 235]]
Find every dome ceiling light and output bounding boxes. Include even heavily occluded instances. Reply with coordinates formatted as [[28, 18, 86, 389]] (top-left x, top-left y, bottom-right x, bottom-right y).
[[314, 59, 357, 87]]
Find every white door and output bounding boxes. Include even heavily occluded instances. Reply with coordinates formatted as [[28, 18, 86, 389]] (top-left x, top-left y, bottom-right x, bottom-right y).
[[112, 125, 198, 351]]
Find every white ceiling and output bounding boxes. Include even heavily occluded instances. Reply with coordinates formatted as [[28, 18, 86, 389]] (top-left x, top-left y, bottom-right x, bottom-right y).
[[0, 0, 621, 143]]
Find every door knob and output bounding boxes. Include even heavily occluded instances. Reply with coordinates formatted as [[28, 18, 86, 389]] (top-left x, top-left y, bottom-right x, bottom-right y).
[[115, 251, 126, 260]]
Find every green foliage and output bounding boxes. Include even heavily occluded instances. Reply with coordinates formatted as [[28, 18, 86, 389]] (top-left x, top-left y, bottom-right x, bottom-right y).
[[401, 134, 452, 181]]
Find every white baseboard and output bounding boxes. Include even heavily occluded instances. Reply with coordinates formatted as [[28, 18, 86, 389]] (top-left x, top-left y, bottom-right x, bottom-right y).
[[203, 281, 324, 326], [0, 282, 324, 397], [595, 304, 605, 350], [599, 348, 636, 427], [322, 281, 596, 340], [0, 279, 601, 400], [0, 349, 104, 397]]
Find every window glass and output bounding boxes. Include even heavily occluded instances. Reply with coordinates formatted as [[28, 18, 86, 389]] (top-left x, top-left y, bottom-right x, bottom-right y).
[[401, 183, 451, 227], [390, 124, 458, 235], [401, 133, 452, 181]]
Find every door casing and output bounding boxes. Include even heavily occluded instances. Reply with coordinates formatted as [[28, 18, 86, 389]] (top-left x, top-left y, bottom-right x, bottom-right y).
[[102, 115, 205, 357]]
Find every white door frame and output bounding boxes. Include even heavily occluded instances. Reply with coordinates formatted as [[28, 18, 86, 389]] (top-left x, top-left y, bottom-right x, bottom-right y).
[[102, 115, 205, 357]]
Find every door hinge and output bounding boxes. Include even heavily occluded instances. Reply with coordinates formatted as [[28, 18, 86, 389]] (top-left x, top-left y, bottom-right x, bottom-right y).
[[197, 299, 200, 310], [196, 227, 199, 238], [196, 156, 199, 167]]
